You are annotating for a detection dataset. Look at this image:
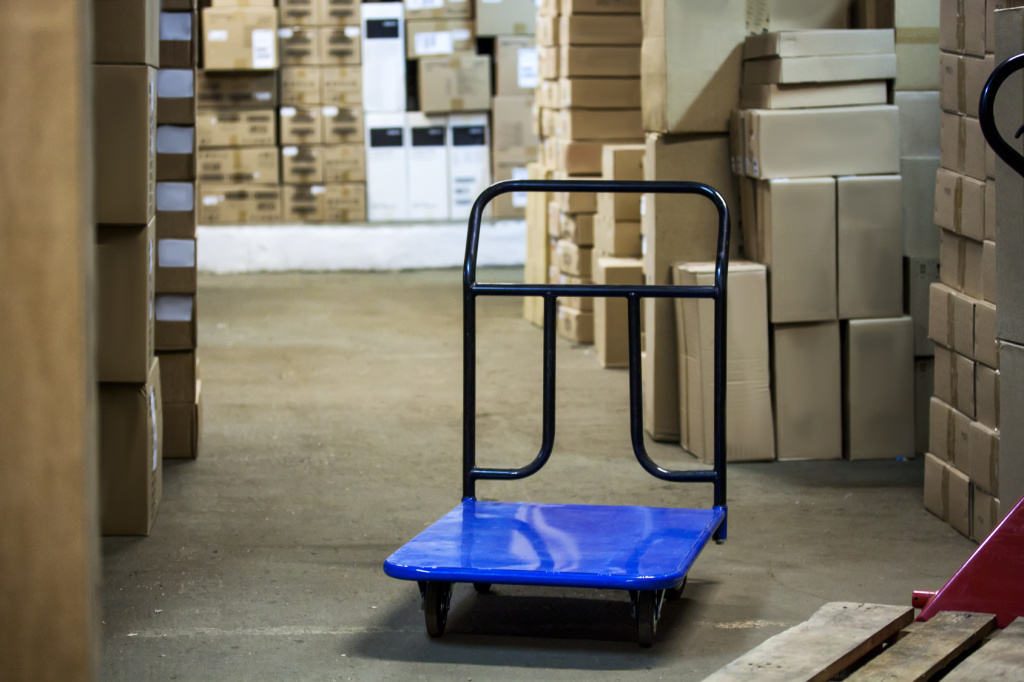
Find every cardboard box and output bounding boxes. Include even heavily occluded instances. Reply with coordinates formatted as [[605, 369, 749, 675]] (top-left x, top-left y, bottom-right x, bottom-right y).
[[559, 212, 594, 246], [197, 184, 282, 224], [538, 45, 559, 80], [756, 177, 837, 323], [595, 214, 641, 257], [157, 68, 196, 125], [476, 0, 535, 36], [282, 184, 326, 222], [324, 183, 367, 222], [322, 144, 365, 183], [544, 138, 631, 174], [159, 11, 197, 68], [940, 113, 988, 181], [939, 229, 985, 299], [939, 0, 986, 57], [557, 273, 593, 312], [524, 162, 554, 324], [96, 222, 155, 383], [924, 452, 972, 538], [560, 77, 641, 108], [155, 294, 197, 350], [537, 14, 559, 45], [163, 380, 202, 460], [322, 66, 362, 106], [280, 0, 319, 26], [321, 0, 360, 25], [449, 113, 491, 220], [404, 0, 472, 20], [929, 283, 977, 359], [322, 105, 364, 144], [940, 52, 996, 118], [902, 157, 941, 258], [94, 65, 157, 225], [156, 125, 196, 181], [595, 257, 642, 368], [836, 175, 903, 320], [976, 362, 1000, 430], [743, 28, 893, 59], [202, 7, 278, 70], [561, 46, 640, 77], [562, 0, 641, 13], [928, 396, 970, 467], [419, 55, 492, 113], [976, 300, 999, 369], [970, 420, 1000, 496], [157, 181, 197, 235], [197, 108, 276, 147], [559, 13, 642, 44], [556, 239, 593, 277], [935, 344, 976, 418], [320, 25, 362, 65], [278, 27, 320, 66], [843, 316, 915, 460], [914, 358, 934, 454], [934, 169, 987, 242], [999, 340, 1024, 506], [972, 487, 1001, 542], [739, 81, 888, 110], [675, 262, 775, 462], [99, 359, 163, 536], [873, 0, 941, 90], [742, 53, 897, 85], [95, 0, 160, 66], [281, 145, 324, 184], [492, 95, 539, 161], [642, 133, 736, 440], [406, 19, 474, 59], [280, 105, 323, 144], [772, 322, 843, 460], [198, 146, 279, 184], [197, 71, 277, 108], [905, 257, 939, 356], [495, 36, 537, 96], [157, 351, 198, 405], [557, 305, 594, 344], [361, 2, 406, 112], [895, 91, 941, 158], [406, 112, 450, 220], [553, 109, 642, 140], [365, 112, 409, 221], [279, 66, 322, 105], [156, 237, 197, 294], [745, 105, 900, 179], [597, 144, 644, 219]]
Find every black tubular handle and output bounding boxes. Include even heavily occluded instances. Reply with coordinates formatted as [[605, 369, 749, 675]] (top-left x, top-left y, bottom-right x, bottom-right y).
[[980, 52, 1024, 180]]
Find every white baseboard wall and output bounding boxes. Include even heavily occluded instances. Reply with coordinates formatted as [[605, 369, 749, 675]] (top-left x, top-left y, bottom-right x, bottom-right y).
[[196, 220, 527, 274]]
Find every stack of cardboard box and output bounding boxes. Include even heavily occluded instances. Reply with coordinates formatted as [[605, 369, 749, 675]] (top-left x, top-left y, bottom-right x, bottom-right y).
[[925, 2, 1015, 541], [94, 0, 164, 535], [735, 29, 913, 463]]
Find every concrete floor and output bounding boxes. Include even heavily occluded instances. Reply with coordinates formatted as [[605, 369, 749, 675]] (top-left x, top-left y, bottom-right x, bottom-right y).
[[102, 269, 976, 681]]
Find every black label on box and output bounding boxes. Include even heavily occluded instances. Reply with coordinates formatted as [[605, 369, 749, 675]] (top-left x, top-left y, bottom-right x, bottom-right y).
[[366, 19, 400, 39], [412, 126, 446, 147], [451, 126, 486, 147], [369, 127, 404, 147]]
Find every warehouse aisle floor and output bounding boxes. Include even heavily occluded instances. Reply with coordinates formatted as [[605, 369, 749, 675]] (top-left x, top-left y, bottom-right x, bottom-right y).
[[102, 269, 975, 681]]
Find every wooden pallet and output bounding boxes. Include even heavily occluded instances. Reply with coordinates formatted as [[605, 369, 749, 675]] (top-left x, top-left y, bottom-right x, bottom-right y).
[[705, 602, 1024, 681]]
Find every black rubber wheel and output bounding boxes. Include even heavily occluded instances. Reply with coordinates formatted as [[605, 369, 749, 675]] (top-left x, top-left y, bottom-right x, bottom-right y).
[[424, 582, 452, 637], [666, 576, 687, 601], [637, 591, 658, 647], [473, 582, 491, 594]]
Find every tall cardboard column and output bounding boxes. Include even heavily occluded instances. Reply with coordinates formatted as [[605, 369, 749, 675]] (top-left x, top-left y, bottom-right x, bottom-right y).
[[0, 0, 99, 679]]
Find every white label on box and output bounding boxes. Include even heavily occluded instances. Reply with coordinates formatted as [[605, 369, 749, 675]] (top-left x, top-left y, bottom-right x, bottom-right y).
[[406, 0, 444, 9], [280, 106, 297, 117], [283, 146, 299, 157], [415, 31, 454, 56], [255, 92, 272, 101], [156, 294, 194, 323], [202, 194, 220, 206], [641, 235, 647, 256], [344, 26, 361, 38], [158, 239, 196, 268], [452, 29, 471, 41], [482, 0, 502, 3], [157, 182, 194, 211], [639, 195, 646, 216], [512, 167, 528, 207], [158, 69, 194, 98], [160, 12, 192, 41], [251, 29, 276, 69], [150, 388, 158, 472], [156, 126, 194, 154], [311, 185, 326, 195], [517, 48, 539, 89], [208, 29, 228, 42], [279, 28, 295, 38], [322, 106, 340, 116]]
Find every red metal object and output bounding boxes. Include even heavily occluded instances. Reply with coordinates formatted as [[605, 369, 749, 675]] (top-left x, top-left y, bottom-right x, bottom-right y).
[[916, 495, 1024, 628]]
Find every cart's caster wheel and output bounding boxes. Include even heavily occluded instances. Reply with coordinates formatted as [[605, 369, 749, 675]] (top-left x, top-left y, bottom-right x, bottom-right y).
[[636, 591, 661, 648], [666, 576, 687, 601], [424, 582, 452, 637], [473, 582, 491, 594]]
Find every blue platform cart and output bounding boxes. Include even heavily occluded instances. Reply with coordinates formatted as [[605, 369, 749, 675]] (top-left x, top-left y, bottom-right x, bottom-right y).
[[384, 179, 731, 647]]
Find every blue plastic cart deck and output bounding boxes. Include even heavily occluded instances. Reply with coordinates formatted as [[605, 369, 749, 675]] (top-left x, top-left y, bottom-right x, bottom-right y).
[[384, 500, 727, 591]]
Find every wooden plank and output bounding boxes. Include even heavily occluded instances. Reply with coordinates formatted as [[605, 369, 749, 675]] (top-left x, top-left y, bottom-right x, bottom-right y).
[[703, 603, 914, 682], [943, 619, 1024, 681], [847, 611, 997, 681], [0, 0, 98, 680]]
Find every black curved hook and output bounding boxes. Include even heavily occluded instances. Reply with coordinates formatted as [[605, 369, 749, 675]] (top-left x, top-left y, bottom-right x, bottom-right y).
[[979, 52, 1024, 179]]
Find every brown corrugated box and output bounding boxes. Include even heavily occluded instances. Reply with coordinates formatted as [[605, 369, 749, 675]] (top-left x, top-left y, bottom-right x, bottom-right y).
[[283, 184, 327, 222], [198, 184, 283, 224], [972, 486, 1001, 542], [538, 46, 559, 80], [493, 95, 540, 161], [560, 46, 640, 77], [322, 144, 365, 183], [157, 181, 197, 237], [595, 257, 642, 368], [197, 108, 276, 147], [319, 0, 359, 24], [418, 55, 492, 113], [983, 239, 996, 303], [97, 221, 155, 383], [404, 0, 471, 20], [939, 229, 985, 299], [928, 282, 976, 358], [976, 362, 999, 430], [155, 294, 197, 350], [95, 65, 157, 225], [940, 52, 996, 118], [928, 396, 970, 467], [281, 145, 324, 184], [157, 69, 196, 125], [743, 28, 892, 59], [155, 236, 197, 294], [95, 0, 160, 66], [476, 0, 535, 37], [556, 239, 593, 278], [319, 25, 362, 65], [976, 300, 999, 369], [595, 214, 641, 257], [163, 379, 202, 460], [559, 13, 642, 44], [557, 305, 594, 344], [406, 19, 474, 59], [281, 67, 323, 105], [559, 213, 594, 246], [322, 66, 362, 105], [934, 169, 987, 242], [969, 420, 1000, 496], [558, 273, 593, 312], [935, 344, 976, 418], [742, 54, 896, 85], [560, 78, 641, 109], [939, 0, 986, 56], [597, 144, 644, 219], [905, 257, 939, 356], [160, 10, 198, 68], [773, 322, 842, 460], [554, 109, 642, 140], [324, 183, 366, 222], [924, 452, 971, 538], [197, 71, 277, 108], [278, 27, 320, 66], [562, 0, 640, 13], [202, 7, 279, 70], [157, 351, 198, 405], [940, 113, 990, 181], [740, 81, 888, 110], [280, 105, 323, 145], [322, 105, 363, 144], [198, 146, 279, 184], [554, 171, 599, 213], [491, 161, 528, 219], [545, 138, 631, 174], [281, 0, 319, 24], [537, 15, 559, 45], [99, 358, 163, 536], [494, 36, 534, 96]]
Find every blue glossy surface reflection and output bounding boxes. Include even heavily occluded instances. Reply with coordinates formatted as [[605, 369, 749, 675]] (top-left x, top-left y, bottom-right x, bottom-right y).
[[384, 500, 726, 590]]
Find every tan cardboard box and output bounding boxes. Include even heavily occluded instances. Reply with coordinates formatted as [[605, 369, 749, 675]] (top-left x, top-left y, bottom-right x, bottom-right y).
[[281, 145, 324, 184], [322, 105, 363, 144], [476, 0, 535, 36], [928, 396, 971, 467], [541, 107, 557, 138], [560, 46, 640, 77], [999, 340, 1024, 507], [560, 78, 641, 109], [972, 486, 1001, 542], [539, 79, 559, 108], [493, 95, 540, 161], [756, 177, 837, 323], [319, 25, 362, 65], [159, 10, 198, 69], [197, 71, 277, 108], [320, 0, 360, 25], [97, 222, 155, 383], [280, 66, 323, 105], [740, 81, 888, 110], [545, 138, 632, 174], [157, 350, 198, 405], [322, 144, 365, 183], [156, 125, 196, 181], [906, 257, 939, 356], [198, 184, 283, 224], [914, 358, 934, 454], [155, 236, 197, 294], [976, 300, 998, 369], [743, 28, 892, 59], [902, 157, 941, 258], [99, 359, 163, 536], [197, 108, 276, 147], [969, 420, 1000, 496], [524, 163, 554, 325], [163, 379, 202, 460], [324, 183, 366, 222], [404, 0, 471, 20], [406, 19, 474, 59], [940, 52, 996, 118], [836, 175, 903, 320], [595, 257, 642, 368], [843, 316, 915, 460], [928, 282, 976, 358], [675, 262, 774, 462], [95, 0, 161, 66], [198, 146, 280, 184], [537, 15, 559, 46], [935, 344, 976, 418], [157, 68, 197, 125], [983, 238, 996, 303], [742, 53, 897, 85], [595, 214, 641, 257], [940, 113, 989, 181], [281, 0, 319, 25], [559, 212, 594, 246], [860, 0, 941, 90], [556, 239, 593, 277], [283, 184, 326, 222], [745, 105, 900, 179], [934, 169, 987, 242], [280, 105, 323, 144], [495, 36, 536, 96], [553, 171, 600, 213], [321, 66, 362, 106], [976, 362, 999, 430], [559, 14, 642, 44], [557, 273, 593, 312], [419, 55, 492, 113], [896, 91, 941, 158], [562, 0, 640, 13], [538, 46, 559, 80], [94, 65, 157, 225], [642, 133, 735, 440], [773, 322, 842, 460], [278, 27, 320, 66], [939, 0, 986, 56], [490, 160, 528, 219], [596, 144, 644, 220], [155, 294, 197, 350], [554, 109, 643, 140], [558, 305, 594, 343], [202, 7, 279, 70], [939, 229, 985, 298], [924, 452, 971, 538]]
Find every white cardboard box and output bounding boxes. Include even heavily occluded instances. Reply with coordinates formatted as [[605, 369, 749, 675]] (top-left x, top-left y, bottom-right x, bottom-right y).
[[448, 113, 491, 220], [365, 112, 409, 221], [406, 112, 449, 220], [361, 2, 406, 112]]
